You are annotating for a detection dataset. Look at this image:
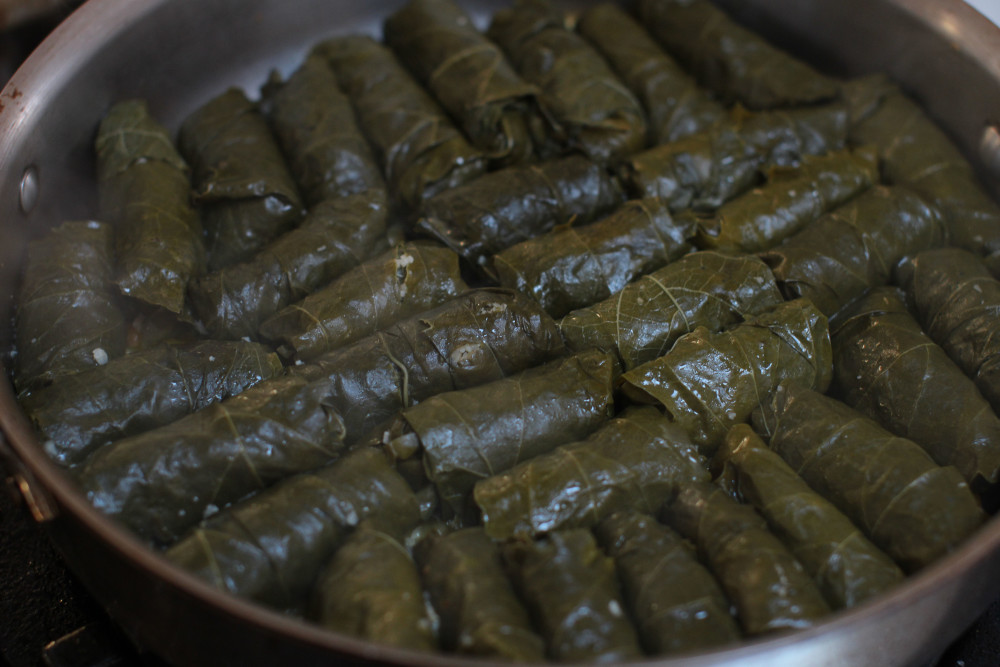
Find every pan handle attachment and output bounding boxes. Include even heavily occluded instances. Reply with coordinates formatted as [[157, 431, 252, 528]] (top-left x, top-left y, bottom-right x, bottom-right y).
[[0, 429, 59, 523], [980, 124, 1000, 183]]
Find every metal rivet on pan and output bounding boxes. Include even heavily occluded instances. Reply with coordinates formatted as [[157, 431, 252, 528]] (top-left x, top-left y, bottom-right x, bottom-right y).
[[980, 125, 1000, 182], [19, 165, 38, 214]]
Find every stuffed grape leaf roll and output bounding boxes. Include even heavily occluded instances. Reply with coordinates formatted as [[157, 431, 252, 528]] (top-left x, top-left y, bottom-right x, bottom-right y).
[[831, 286, 1000, 490], [620, 104, 849, 211], [761, 186, 947, 317], [577, 3, 726, 145], [620, 298, 832, 455], [383, 0, 540, 166], [759, 381, 986, 572], [295, 289, 565, 443], [687, 147, 879, 253], [417, 155, 623, 272], [188, 190, 388, 340], [14, 220, 126, 393], [852, 85, 1000, 257], [77, 374, 346, 546], [559, 251, 783, 371], [487, 0, 647, 163], [263, 52, 385, 206], [258, 242, 467, 361], [178, 88, 303, 270], [417, 528, 545, 660], [22, 340, 282, 467], [897, 248, 1000, 416], [635, 0, 839, 109], [594, 510, 741, 655], [663, 482, 831, 635], [473, 406, 708, 539], [394, 348, 617, 515], [314, 35, 487, 211], [165, 448, 420, 613], [312, 521, 436, 651], [503, 530, 643, 662], [492, 197, 695, 318], [95, 100, 204, 314], [716, 424, 905, 609]]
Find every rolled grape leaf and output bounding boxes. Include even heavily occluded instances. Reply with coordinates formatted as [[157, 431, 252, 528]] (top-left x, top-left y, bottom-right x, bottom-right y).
[[77, 374, 346, 546], [314, 35, 487, 211], [503, 530, 642, 662], [635, 0, 839, 109], [663, 481, 831, 635], [312, 522, 436, 651], [188, 190, 388, 340], [95, 100, 204, 314], [852, 86, 1000, 256], [263, 52, 385, 206], [492, 197, 695, 318], [258, 242, 467, 361], [760, 381, 986, 572], [417, 155, 623, 272], [473, 406, 708, 539], [559, 251, 783, 371], [831, 286, 1000, 490], [761, 186, 947, 317], [577, 2, 727, 145], [897, 248, 1000, 415], [619, 104, 848, 211], [165, 448, 420, 613], [383, 0, 540, 165], [295, 288, 565, 443], [593, 510, 741, 655], [417, 528, 545, 660], [620, 298, 832, 455], [178, 88, 303, 270], [688, 147, 879, 253], [487, 0, 647, 163], [716, 424, 905, 609], [21, 340, 282, 467], [399, 348, 617, 515], [14, 220, 125, 393]]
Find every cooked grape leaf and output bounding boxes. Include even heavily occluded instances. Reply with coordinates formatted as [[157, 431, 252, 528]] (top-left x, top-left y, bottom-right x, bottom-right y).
[[259, 242, 467, 361], [487, 0, 647, 162], [688, 147, 879, 253], [717, 424, 905, 608], [761, 185, 947, 317], [165, 448, 420, 612], [263, 52, 385, 206], [315, 35, 488, 211], [492, 197, 695, 318], [383, 0, 540, 165], [473, 406, 708, 539], [188, 190, 388, 340], [831, 286, 1000, 490], [620, 298, 832, 455], [559, 250, 783, 371], [14, 220, 125, 393], [22, 340, 282, 466], [418, 528, 545, 660], [635, 0, 839, 109], [664, 481, 831, 635], [503, 530, 643, 662], [594, 510, 741, 655], [577, 2, 726, 145], [760, 381, 986, 572], [178, 88, 303, 270], [78, 374, 346, 546]]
